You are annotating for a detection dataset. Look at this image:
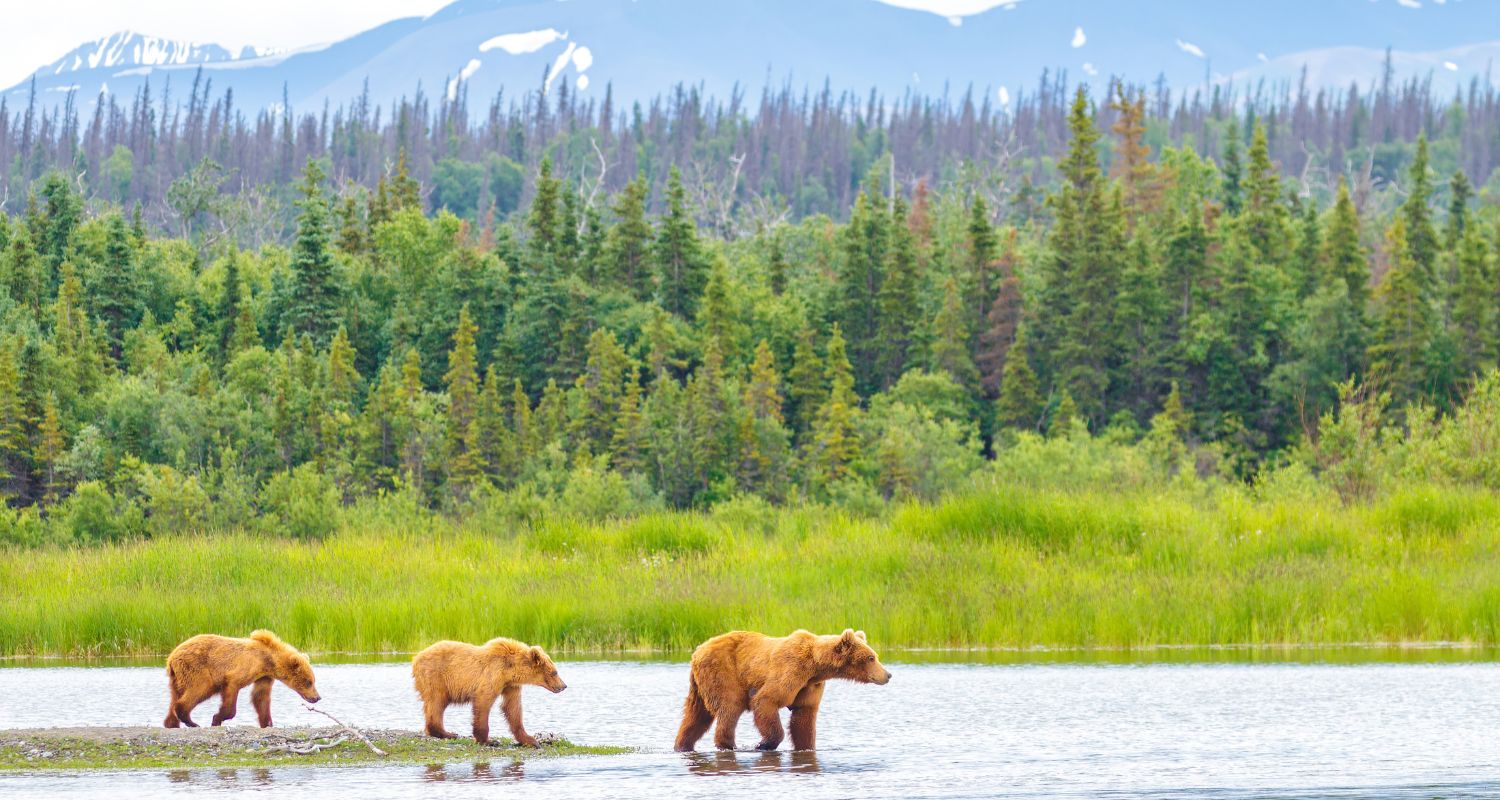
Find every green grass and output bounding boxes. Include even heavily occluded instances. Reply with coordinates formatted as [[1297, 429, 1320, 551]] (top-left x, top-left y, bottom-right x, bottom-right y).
[[5, 480, 1500, 657], [0, 731, 628, 771]]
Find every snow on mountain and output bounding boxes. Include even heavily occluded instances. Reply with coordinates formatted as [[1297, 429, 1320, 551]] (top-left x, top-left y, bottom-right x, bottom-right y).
[[5, 0, 1494, 111], [40, 31, 236, 77]]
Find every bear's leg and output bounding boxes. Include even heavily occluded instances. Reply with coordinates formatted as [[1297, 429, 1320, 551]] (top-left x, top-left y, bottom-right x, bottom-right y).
[[711, 701, 745, 751], [471, 691, 497, 746], [211, 682, 243, 726], [174, 685, 214, 728], [164, 685, 181, 728], [502, 686, 539, 748], [674, 675, 713, 752], [423, 693, 455, 739], [788, 682, 825, 751], [251, 677, 275, 727], [751, 695, 785, 751]]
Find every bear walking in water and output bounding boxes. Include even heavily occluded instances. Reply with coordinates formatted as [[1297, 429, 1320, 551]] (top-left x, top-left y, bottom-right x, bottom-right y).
[[163, 630, 321, 728], [411, 638, 567, 746], [674, 628, 891, 752]]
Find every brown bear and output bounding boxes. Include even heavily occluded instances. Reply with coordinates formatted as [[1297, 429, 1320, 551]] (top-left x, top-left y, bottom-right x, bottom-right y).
[[162, 630, 320, 728], [411, 637, 567, 746], [674, 628, 891, 752]]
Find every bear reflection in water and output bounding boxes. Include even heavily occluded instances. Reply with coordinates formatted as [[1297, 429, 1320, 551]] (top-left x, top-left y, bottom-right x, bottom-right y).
[[164, 767, 275, 787], [684, 750, 822, 775], [421, 760, 526, 783]]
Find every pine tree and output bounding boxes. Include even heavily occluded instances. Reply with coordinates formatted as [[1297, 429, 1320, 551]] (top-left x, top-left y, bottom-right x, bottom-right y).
[[808, 324, 860, 486], [605, 176, 652, 299], [994, 322, 1043, 433], [398, 346, 428, 488], [876, 199, 920, 388], [975, 231, 1022, 399], [1220, 118, 1244, 215], [94, 214, 142, 359], [336, 186, 366, 255], [1110, 86, 1158, 220], [1451, 225, 1496, 377], [929, 276, 980, 392], [1446, 171, 1473, 251], [4, 227, 42, 312], [33, 393, 65, 505], [837, 190, 889, 394], [475, 366, 514, 483], [444, 306, 481, 494], [573, 328, 630, 456], [655, 166, 707, 318], [1241, 121, 1288, 265], [610, 366, 648, 474], [1402, 134, 1440, 288], [740, 339, 791, 497], [526, 157, 562, 272], [0, 340, 29, 500], [284, 159, 341, 346], [392, 147, 422, 212], [1368, 216, 1438, 409], [1293, 201, 1322, 299], [1048, 390, 1080, 438], [1324, 178, 1369, 309], [786, 326, 824, 436], [698, 255, 740, 362], [767, 234, 789, 297], [966, 195, 998, 325]]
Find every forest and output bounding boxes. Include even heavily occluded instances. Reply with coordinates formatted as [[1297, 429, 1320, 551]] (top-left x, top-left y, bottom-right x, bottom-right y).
[[1, 65, 1500, 548]]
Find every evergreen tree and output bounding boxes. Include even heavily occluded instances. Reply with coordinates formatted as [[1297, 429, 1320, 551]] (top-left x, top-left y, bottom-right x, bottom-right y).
[[610, 366, 648, 474], [966, 195, 999, 325], [34, 393, 65, 504], [740, 340, 791, 497], [93, 214, 143, 360], [1451, 225, 1496, 377], [3, 228, 42, 312], [1402, 134, 1440, 288], [1049, 390, 1080, 437], [786, 326, 824, 436], [1368, 217, 1438, 409], [284, 159, 341, 346], [929, 276, 980, 392], [655, 166, 707, 318], [606, 176, 652, 299], [444, 306, 481, 495], [526, 157, 562, 272], [837, 190, 889, 394], [994, 322, 1043, 433], [0, 340, 28, 500], [876, 199, 920, 388], [1241, 121, 1288, 265], [808, 325, 860, 487], [975, 232, 1022, 399], [767, 234, 789, 297], [573, 328, 630, 456], [1446, 170, 1473, 250], [1220, 118, 1244, 215]]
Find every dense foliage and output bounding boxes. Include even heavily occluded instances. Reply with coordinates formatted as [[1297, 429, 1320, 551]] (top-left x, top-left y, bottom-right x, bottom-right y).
[[2, 75, 1500, 545]]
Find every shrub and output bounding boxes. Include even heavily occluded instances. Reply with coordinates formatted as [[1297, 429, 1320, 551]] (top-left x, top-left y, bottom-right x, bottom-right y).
[[53, 481, 144, 544], [258, 465, 341, 540]]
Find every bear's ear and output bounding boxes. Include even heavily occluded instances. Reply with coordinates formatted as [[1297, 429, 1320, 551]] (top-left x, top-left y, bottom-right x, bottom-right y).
[[836, 628, 856, 653], [530, 645, 544, 664], [855, 630, 867, 642]]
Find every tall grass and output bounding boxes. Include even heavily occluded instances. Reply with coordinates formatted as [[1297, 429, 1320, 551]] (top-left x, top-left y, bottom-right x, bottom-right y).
[[4, 479, 1500, 657]]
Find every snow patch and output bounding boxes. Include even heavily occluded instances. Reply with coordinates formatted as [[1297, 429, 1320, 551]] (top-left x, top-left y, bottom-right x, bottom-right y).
[[479, 29, 567, 56], [1176, 39, 1205, 59], [545, 42, 578, 94], [1071, 27, 1086, 48], [1443, 60, 1458, 71]]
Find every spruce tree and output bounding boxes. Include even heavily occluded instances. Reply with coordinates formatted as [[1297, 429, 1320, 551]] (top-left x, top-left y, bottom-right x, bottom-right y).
[[876, 199, 920, 389], [444, 306, 481, 494], [809, 325, 860, 486], [995, 322, 1043, 433], [1368, 217, 1438, 409], [837, 190, 889, 395], [1451, 225, 1496, 377], [655, 167, 707, 318], [285, 159, 341, 347], [610, 366, 648, 474], [94, 214, 142, 359], [929, 276, 981, 392], [34, 393, 65, 505], [1446, 171, 1473, 250], [1049, 390, 1080, 438], [606, 176, 653, 299], [1220, 118, 1244, 215], [786, 326, 824, 436], [1402, 135, 1440, 288]]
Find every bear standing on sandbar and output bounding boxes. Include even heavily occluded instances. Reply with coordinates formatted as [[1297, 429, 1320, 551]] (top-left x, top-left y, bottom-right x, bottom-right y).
[[674, 628, 891, 752], [411, 638, 567, 746], [163, 630, 321, 728]]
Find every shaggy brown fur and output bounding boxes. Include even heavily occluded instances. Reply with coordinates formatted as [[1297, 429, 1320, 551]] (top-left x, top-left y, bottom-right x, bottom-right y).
[[674, 628, 891, 752], [162, 630, 320, 729], [411, 638, 567, 746]]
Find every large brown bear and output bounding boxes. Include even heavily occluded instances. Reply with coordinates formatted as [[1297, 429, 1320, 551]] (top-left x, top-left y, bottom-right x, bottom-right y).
[[162, 630, 320, 728], [674, 628, 891, 752], [411, 637, 567, 746]]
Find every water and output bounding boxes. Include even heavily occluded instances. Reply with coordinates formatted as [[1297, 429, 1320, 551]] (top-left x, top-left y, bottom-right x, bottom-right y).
[[3, 660, 1500, 798]]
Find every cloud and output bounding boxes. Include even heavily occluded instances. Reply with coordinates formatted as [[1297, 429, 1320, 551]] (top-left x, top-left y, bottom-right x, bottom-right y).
[[1396, 0, 1421, 7], [997, 85, 1010, 104], [1257, 52, 1269, 63], [1082, 61, 1098, 76], [1071, 27, 1086, 48], [1176, 39, 1205, 59], [873, 0, 1022, 17], [1443, 60, 1458, 70]]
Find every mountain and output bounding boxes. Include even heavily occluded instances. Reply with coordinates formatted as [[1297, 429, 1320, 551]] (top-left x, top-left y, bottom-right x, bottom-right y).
[[5, 0, 1495, 113]]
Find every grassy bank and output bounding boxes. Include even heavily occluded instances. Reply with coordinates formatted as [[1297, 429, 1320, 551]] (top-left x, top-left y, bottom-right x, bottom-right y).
[[4, 479, 1500, 657], [0, 727, 626, 771]]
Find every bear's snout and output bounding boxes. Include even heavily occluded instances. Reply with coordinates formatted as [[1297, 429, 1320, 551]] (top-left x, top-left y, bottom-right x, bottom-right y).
[[304, 691, 322, 703], [871, 667, 891, 685], [549, 681, 568, 693]]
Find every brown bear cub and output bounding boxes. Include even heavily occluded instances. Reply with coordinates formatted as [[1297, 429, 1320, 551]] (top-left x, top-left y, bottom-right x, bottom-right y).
[[163, 630, 320, 728], [674, 628, 891, 752], [411, 638, 567, 747]]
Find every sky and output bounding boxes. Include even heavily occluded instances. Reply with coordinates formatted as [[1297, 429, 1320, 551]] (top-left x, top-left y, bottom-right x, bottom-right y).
[[0, 0, 1014, 89]]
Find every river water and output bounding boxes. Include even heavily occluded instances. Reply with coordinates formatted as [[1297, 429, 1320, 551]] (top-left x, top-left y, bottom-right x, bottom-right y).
[[3, 658, 1500, 798]]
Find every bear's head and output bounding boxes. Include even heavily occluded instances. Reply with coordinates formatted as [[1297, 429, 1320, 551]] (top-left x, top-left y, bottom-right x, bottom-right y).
[[254, 631, 321, 703], [826, 629, 891, 685], [523, 645, 568, 693]]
